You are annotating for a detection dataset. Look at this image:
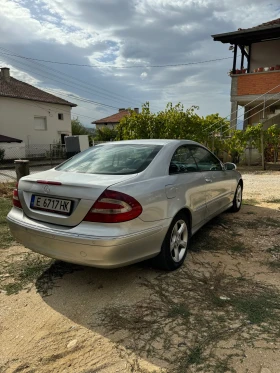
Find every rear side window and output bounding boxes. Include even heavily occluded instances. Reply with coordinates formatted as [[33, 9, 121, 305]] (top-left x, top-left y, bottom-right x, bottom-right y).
[[191, 146, 222, 171], [56, 144, 163, 175], [169, 146, 199, 174]]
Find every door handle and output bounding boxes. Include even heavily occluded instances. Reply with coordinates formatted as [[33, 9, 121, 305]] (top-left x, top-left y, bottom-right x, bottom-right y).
[[205, 178, 212, 183]]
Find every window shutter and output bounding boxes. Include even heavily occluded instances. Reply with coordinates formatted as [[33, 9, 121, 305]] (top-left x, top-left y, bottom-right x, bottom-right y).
[[34, 117, 47, 130]]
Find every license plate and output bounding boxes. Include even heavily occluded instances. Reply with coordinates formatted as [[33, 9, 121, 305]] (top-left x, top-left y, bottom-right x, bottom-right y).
[[31, 195, 72, 214]]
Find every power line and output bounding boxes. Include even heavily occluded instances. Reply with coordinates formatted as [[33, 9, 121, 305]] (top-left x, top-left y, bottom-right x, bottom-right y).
[[0, 50, 235, 69], [0, 49, 141, 105], [0, 55, 120, 110], [0, 46, 158, 110], [0, 51, 165, 113], [0, 47, 163, 112]]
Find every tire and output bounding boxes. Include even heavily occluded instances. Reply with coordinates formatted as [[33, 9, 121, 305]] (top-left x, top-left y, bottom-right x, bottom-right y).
[[230, 183, 243, 212], [154, 212, 190, 271]]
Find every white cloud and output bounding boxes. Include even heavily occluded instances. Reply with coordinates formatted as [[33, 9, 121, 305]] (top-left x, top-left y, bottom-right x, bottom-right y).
[[0, 0, 279, 124], [0, 0, 99, 47], [140, 72, 148, 79]]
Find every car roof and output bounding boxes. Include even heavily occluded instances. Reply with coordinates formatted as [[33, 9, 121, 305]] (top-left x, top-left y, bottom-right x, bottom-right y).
[[98, 139, 199, 146]]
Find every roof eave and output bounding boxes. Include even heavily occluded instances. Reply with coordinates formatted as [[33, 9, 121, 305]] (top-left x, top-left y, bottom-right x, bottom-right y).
[[0, 93, 77, 107], [93, 121, 119, 124], [212, 26, 280, 44]]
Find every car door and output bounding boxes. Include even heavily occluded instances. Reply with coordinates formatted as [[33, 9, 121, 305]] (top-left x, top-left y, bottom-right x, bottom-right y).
[[166, 145, 207, 230], [191, 146, 233, 218]]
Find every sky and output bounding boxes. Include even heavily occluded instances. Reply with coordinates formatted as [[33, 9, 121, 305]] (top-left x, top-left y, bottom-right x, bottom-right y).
[[0, 0, 279, 127]]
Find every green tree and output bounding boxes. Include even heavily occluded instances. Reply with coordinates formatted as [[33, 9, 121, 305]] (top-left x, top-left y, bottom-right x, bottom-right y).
[[71, 117, 90, 135], [265, 124, 280, 163], [117, 102, 229, 147], [95, 127, 118, 141], [224, 130, 247, 164]]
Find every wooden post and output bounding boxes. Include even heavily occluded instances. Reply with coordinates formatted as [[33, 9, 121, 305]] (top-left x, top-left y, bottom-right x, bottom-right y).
[[233, 44, 237, 74], [14, 160, 29, 181], [240, 46, 244, 70], [247, 44, 251, 73], [50, 144, 52, 166]]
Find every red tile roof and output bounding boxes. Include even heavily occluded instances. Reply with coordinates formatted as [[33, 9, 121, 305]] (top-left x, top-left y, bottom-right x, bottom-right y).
[[93, 110, 131, 124], [0, 76, 76, 107], [239, 18, 280, 31]]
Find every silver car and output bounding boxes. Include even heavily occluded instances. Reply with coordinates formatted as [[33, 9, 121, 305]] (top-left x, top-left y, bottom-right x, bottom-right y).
[[7, 140, 243, 271]]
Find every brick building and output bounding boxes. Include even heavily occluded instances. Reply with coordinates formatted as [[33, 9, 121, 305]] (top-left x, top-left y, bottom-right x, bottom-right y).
[[212, 19, 280, 130]]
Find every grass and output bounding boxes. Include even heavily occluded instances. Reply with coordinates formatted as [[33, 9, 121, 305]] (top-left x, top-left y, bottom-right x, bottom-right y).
[[266, 246, 280, 254], [0, 198, 14, 249], [229, 243, 248, 253], [0, 182, 14, 199], [267, 261, 280, 270], [0, 254, 84, 296], [0, 182, 15, 249], [167, 303, 190, 319], [264, 198, 280, 203], [0, 252, 53, 295], [242, 199, 259, 206], [235, 217, 280, 229], [230, 293, 279, 324], [91, 261, 280, 372], [264, 217, 280, 227], [185, 346, 203, 366], [190, 220, 249, 255]]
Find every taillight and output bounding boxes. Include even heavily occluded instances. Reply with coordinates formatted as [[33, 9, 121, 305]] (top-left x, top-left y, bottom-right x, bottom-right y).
[[84, 190, 142, 223], [13, 183, 22, 209]]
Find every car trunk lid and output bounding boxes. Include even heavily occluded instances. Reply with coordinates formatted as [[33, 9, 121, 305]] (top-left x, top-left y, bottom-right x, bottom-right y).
[[18, 169, 137, 227]]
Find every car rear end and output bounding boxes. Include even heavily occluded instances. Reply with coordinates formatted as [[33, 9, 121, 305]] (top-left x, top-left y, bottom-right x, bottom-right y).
[[7, 142, 168, 268]]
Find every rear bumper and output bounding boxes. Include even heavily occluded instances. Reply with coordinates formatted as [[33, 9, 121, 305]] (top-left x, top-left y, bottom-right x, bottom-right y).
[[7, 208, 168, 268]]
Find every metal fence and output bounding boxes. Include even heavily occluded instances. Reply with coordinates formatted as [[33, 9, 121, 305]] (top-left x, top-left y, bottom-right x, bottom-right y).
[[0, 143, 67, 183], [0, 143, 67, 162]]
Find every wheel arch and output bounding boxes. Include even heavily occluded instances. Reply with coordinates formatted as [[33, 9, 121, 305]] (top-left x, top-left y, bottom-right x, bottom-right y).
[[238, 178, 243, 189], [171, 207, 192, 231]]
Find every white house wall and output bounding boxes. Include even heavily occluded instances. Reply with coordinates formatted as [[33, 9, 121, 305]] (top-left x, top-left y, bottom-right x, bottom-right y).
[[0, 97, 72, 145], [250, 40, 280, 71], [0, 142, 26, 159], [96, 123, 117, 130]]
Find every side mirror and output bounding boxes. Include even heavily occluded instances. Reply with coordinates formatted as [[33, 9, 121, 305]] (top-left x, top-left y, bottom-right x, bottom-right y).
[[224, 162, 237, 170]]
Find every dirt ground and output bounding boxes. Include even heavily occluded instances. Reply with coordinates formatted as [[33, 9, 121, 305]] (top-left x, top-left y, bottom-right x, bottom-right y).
[[1, 171, 280, 373]]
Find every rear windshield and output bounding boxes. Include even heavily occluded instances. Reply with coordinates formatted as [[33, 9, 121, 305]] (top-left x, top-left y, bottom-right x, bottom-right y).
[[56, 144, 163, 175]]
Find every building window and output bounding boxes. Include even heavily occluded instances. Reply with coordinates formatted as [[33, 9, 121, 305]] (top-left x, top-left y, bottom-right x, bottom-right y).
[[58, 113, 64, 120], [34, 116, 47, 130]]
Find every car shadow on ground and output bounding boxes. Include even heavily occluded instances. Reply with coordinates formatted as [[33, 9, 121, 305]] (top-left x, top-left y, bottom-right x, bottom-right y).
[[35, 205, 280, 372]]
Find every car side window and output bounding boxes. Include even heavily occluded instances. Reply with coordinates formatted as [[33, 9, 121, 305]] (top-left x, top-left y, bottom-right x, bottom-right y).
[[191, 146, 223, 171], [169, 146, 199, 174]]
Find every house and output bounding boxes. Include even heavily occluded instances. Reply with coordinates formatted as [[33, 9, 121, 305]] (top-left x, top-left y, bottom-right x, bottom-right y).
[[0, 67, 76, 147], [212, 18, 280, 130], [93, 108, 139, 130]]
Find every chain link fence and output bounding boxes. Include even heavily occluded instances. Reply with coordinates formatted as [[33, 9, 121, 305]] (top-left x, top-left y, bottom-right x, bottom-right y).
[[0, 144, 67, 183]]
